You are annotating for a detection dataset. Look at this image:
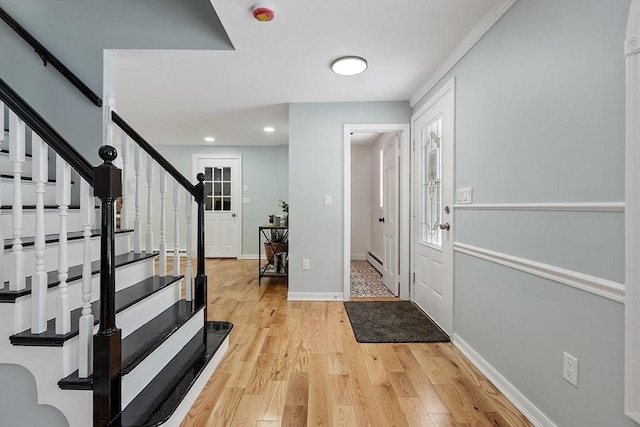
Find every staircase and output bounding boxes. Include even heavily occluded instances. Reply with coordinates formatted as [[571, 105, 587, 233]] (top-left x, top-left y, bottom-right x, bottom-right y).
[[0, 29, 231, 426]]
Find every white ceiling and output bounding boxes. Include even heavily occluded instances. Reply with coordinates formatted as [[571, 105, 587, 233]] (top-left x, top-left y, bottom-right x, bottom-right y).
[[115, 0, 503, 147]]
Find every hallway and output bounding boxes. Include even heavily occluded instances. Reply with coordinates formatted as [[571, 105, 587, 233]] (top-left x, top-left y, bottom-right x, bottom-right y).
[[180, 258, 531, 426]]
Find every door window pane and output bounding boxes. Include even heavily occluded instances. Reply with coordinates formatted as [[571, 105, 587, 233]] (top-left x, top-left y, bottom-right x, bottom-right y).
[[421, 117, 442, 247], [203, 164, 233, 212]]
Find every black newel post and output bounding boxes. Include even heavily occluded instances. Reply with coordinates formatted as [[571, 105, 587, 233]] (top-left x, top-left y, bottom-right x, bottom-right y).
[[194, 173, 208, 318], [93, 146, 122, 427]]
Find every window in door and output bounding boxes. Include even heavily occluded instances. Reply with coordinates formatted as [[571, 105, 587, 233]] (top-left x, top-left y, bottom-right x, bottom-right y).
[[421, 117, 443, 247], [204, 166, 232, 212]]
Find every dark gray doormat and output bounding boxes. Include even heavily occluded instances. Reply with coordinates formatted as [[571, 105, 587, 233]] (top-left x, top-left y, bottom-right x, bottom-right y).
[[344, 301, 450, 343]]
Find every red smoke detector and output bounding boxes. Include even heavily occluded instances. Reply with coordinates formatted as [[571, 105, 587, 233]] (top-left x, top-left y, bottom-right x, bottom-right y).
[[252, 2, 275, 22]]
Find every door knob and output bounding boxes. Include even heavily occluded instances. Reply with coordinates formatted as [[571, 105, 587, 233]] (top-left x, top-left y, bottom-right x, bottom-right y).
[[439, 222, 450, 231], [231, 213, 236, 217], [379, 218, 385, 223]]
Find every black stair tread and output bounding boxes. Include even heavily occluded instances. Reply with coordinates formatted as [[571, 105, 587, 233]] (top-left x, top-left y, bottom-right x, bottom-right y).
[[0, 173, 68, 183], [0, 148, 33, 158], [1, 205, 85, 209], [114, 321, 233, 427], [10, 274, 183, 346], [0, 250, 157, 302], [58, 300, 202, 390], [3, 228, 133, 250]]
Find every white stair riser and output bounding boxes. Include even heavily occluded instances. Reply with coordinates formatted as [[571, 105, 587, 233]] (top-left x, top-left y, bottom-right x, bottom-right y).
[[1, 210, 91, 237], [3, 232, 132, 279], [0, 154, 33, 176], [1, 179, 57, 206], [119, 280, 181, 339], [122, 305, 202, 408], [2, 256, 155, 335]]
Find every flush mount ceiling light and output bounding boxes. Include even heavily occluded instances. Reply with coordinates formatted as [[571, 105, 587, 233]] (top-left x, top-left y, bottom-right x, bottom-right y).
[[331, 56, 368, 76], [264, 126, 275, 132], [204, 136, 215, 142]]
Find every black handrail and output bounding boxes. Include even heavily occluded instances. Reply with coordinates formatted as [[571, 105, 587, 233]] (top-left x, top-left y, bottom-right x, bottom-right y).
[[0, 78, 94, 185], [0, 7, 103, 108], [111, 111, 197, 198]]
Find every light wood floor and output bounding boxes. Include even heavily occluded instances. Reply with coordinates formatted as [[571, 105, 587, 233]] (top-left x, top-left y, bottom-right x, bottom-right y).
[[180, 259, 532, 427]]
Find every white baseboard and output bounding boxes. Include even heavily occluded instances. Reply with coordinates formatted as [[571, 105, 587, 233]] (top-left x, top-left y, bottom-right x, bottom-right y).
[[240, 254, 266, 260], [287, 292, 344, 301], [452, 334, 555, 427], [350, 253, 367, 261], [366, 253, 384, 275]]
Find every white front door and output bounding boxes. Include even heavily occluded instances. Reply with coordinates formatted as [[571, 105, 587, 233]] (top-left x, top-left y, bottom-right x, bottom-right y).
[[412, 80, 454, 334], [382, 135, 399, 295], [196, 157, 241, 258]]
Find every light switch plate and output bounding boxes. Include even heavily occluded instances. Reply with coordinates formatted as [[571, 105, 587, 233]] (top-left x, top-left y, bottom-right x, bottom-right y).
[[242, 197, 250, 204], [456, 187, 473, 204], [324, 195, 332, 206]]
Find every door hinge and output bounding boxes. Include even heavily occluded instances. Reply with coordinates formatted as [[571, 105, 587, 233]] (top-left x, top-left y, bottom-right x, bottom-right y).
[[412, 140, 415, 151], [412, 272, 415, 283]]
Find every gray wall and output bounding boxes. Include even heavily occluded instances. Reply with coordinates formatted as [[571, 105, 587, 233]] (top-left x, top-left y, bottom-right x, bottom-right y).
[[413, 1, 633, 425], [151, 144, 289, 257], [0, 0, 231, 164], [0, 364, 69, 427], [350, 145, 371, 259], [288, 102, 410, 295]]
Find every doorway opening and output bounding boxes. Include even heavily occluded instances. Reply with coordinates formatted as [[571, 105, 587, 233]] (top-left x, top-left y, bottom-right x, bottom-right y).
[[343, 124, 410, 301]]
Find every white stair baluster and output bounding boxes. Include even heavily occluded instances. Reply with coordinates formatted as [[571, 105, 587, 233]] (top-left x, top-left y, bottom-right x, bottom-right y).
[[8, 111, 25, 291], [31, 134, 48, 333], [159, 169, 167, 277], [120, 131, 129, 230], [78, 180, 94, 378], [146, 155, 154, 254], [133, 145, 142, 253], [173, 180, 181, 277], [185, 190, 193, 301], [55, 155, 71, 334]]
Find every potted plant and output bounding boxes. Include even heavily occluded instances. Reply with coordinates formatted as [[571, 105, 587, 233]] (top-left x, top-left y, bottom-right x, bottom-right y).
[[264, 229, 287, 265]]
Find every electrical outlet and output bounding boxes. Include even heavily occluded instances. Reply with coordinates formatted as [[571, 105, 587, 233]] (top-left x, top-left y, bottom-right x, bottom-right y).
[[302, 259, 310, 270], [563, 352, 579, 387]]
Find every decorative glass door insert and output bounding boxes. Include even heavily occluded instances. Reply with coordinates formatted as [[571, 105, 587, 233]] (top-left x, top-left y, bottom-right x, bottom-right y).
[[421, 117, 442, 247]]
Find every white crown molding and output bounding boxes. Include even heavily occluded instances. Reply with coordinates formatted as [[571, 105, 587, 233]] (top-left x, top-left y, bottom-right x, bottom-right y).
[[454, 242, 625, 303], [287, 292, 344, 302], [453, 334, 555, 427], [625, 0, 640, 422], [409, 0, 516, 107], [453, 202, 624, 212]]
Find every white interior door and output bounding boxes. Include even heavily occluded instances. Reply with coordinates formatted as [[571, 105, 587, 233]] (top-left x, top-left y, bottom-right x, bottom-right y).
[[382, 136, 399, 295], [412, 81, 454, 334], [196, 157, 241, 258]]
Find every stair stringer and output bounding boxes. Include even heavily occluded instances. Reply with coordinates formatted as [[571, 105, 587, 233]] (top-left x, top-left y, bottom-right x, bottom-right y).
[[0, 345, 92, 427]]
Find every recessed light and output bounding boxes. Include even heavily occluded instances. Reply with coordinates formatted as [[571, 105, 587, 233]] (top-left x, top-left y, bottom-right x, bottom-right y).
[[264, 127, 275, 132], [331, 56, 368, 76], [204, 136, 215, 142]]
